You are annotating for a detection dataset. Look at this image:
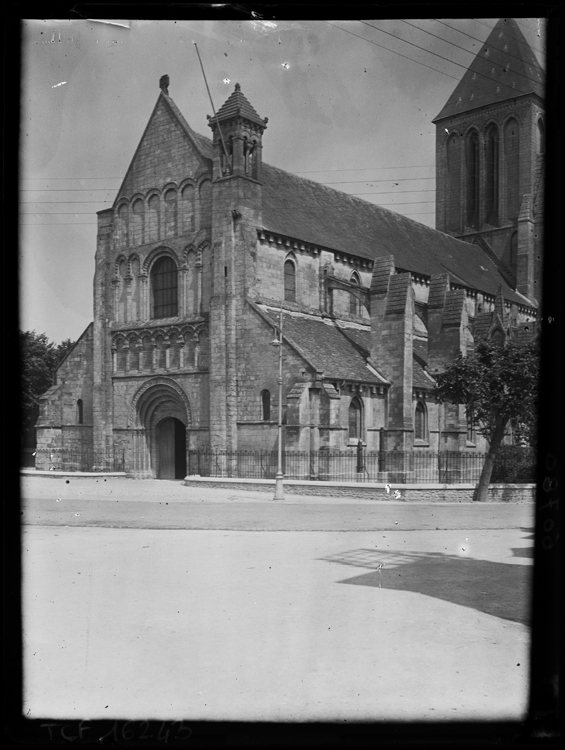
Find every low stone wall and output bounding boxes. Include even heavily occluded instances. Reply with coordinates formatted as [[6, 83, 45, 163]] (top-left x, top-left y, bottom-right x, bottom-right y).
[[21, 469, 128, 480], [182, 476, 536, 503]]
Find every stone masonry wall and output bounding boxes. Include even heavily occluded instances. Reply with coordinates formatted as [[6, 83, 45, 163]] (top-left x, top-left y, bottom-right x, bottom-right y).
[[235, 302, 313, 451], [118, 96, 210, 200], [183, 478, 535, 503], [36, 324, 95, 456]]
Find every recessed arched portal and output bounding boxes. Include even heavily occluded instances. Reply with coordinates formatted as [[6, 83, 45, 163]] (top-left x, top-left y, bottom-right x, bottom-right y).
[[130, 377, 192, 479], [157, 417, 187, 479]]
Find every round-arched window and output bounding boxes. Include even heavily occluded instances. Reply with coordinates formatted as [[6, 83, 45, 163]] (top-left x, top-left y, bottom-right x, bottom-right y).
[[151, 256, 178, 319], [349, 272, 360, 316], [414, 401, 427, 442], [261, 390, 271, 421], [284, 258, 296, 302], [349, 396, 363, 441]]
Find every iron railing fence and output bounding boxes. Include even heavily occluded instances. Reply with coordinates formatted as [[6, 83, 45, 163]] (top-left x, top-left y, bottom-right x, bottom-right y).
[[33, 447, 126, 473], [29, 446, 536, 483], [491, 446, 537, 484], [187, 448, 537, 484]]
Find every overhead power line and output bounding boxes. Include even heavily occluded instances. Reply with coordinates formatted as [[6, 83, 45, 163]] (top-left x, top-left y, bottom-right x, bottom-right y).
[[22, 188, 438, 204], [325, 21, 464, 82], [361, 19, 543, 92], [402, 18, 544, 73], [455, 18, 546, 57], [21, 163, 436, 182], [434, 19, 546, 63], [314, 178, 433, 185], [21, 177, 122, 181], [327, 19, 543, 105], [295, 164, 434, 173], [20, 176, 436, 198], [21, 200, 114, 204]]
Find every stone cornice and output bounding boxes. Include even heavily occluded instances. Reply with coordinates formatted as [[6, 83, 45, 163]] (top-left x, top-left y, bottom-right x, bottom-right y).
[[111, 315, 207, 333], [257, 229, 373, 271], [434, 93, 543, 127]]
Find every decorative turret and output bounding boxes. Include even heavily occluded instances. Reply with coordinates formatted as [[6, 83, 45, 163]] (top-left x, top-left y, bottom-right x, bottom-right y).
[[207, 83, 268, 182]]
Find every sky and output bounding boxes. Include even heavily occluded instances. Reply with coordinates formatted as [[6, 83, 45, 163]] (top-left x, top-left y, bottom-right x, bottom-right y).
[[19, 17, 546, 344]]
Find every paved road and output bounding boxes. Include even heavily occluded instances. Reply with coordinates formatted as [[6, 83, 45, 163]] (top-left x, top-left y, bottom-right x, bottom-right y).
[[21, 476, 534, 723]]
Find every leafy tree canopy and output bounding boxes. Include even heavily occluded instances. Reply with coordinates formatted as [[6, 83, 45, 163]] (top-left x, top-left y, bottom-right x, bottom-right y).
[[433, 337, 539, 501], [20, 330, 75, 441], [433, 338, 539, 446]]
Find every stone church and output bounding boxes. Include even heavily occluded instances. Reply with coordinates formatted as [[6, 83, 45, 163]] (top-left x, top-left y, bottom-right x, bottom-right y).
[[36, 18, 543, 478]]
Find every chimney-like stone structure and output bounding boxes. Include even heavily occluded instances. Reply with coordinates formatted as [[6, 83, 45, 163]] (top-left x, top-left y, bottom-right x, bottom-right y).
[[369, 255, 414, 452], [428, 273, 470, 452]]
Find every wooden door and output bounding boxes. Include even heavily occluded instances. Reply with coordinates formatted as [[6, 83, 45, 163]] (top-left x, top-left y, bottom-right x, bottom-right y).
[[158, 418, 175, 479]]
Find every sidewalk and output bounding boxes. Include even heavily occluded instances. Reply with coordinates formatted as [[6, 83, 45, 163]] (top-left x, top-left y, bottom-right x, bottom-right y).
[[21, 472, 534, 505], [22, 474, 535, 532], [21, 473, 409, 505]]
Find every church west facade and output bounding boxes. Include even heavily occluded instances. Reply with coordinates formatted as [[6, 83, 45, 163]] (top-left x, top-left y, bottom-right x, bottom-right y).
[[36, 18, 542, 479]]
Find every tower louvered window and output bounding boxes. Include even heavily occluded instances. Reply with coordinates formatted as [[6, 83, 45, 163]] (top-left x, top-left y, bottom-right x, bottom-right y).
[[151, 257, 178, 319], [485, 125, 499, 226], [465, 130, 480, 229], [504, 119, 520, 221], [446, 134, 462, 232]]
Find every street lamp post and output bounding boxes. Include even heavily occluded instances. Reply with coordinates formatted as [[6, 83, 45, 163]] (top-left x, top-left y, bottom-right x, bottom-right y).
[[271, 306, 284, 500]]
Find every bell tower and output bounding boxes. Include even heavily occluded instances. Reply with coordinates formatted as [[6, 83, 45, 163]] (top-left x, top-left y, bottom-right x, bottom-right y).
[[433, 18, 544, 302], [207, 83, 268, 183], [207, 85, 268, 453]]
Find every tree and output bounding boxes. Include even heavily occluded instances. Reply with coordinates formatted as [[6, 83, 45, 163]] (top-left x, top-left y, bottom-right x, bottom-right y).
[[433, 338, 539, 502], [20, 330, 75, 446]]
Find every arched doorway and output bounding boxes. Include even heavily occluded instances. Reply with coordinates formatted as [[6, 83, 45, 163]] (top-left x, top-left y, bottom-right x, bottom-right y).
[[130, 377, 192, 479], [157, 417, 187, 479]]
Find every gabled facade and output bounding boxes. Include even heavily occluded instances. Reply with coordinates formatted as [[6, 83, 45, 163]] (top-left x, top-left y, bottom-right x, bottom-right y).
[[36, 23, 541, 478]]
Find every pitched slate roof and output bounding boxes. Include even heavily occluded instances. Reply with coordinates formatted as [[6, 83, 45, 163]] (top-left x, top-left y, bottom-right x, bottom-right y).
[[256, 305, 386, 384], [413, 356, 435, 390], [434, 18, 544, 122], [140, 83, 536, 311], [209, 83, 266, 126], [413, 339, 428, 364], [260, 162, 531, 306], [256, 303, 437, 390], [412, 339, 435, 390]]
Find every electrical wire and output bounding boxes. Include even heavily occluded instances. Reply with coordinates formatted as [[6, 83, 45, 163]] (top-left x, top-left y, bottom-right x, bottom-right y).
[[402, 18, 544, 77], [434, 18, 546, 61], [361, 19, 543, 92]]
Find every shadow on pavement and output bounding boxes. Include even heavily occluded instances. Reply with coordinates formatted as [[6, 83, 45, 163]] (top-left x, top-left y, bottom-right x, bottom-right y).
[[321, 549, 532, 625]]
